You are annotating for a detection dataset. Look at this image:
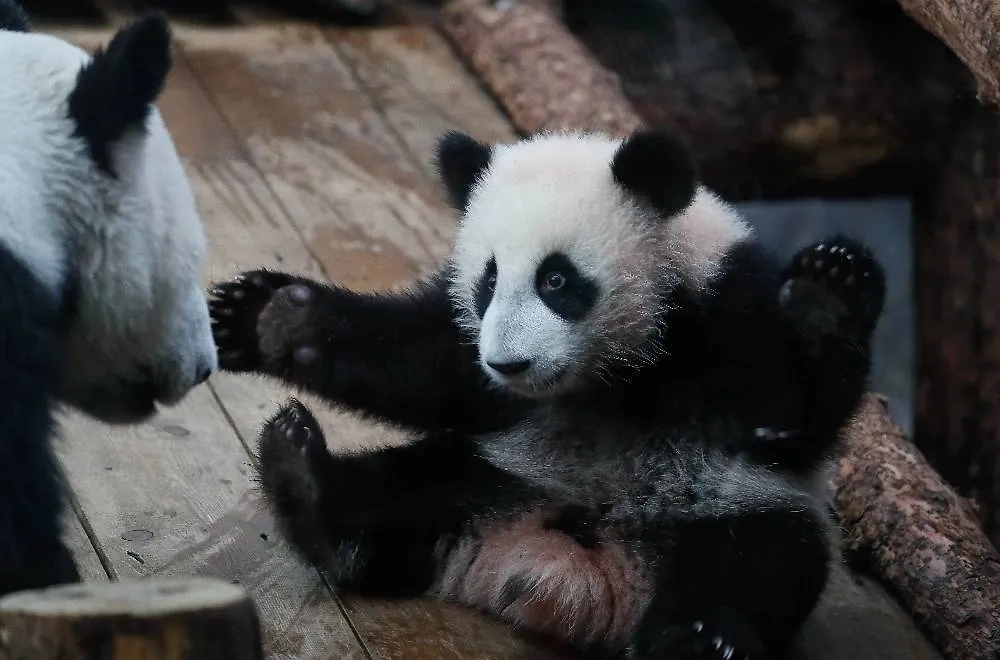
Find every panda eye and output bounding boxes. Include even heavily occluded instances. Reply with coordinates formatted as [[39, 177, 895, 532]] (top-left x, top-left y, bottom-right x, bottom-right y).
[[542, 271, 566, 291], [487, 273, 497, 291]]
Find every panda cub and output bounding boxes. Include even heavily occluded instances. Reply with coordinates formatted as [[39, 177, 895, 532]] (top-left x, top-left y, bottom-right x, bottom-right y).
[[210, 129, 885, 658], [0, 3, 216, 595]]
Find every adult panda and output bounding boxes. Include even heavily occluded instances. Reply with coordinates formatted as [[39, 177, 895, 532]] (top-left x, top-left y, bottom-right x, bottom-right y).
[[209, 129, 885, 659], [0, 2, 216, 595]]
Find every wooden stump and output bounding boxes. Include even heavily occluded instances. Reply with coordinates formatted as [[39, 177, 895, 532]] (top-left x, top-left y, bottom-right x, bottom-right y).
[[0, 577, 263, 660]]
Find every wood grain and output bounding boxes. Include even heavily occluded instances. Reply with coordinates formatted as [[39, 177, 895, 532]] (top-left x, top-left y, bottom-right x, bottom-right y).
[[62, 502, 109, 584], [49, 27, 369, 660]]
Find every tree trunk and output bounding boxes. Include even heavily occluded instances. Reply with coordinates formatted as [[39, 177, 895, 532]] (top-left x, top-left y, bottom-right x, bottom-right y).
[[912, 97, 1000, 546], [0, 578, 263, 660]]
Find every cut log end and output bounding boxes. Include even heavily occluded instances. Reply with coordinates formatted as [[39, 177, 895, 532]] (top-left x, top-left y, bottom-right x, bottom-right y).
[[0, 577, 263, 660]]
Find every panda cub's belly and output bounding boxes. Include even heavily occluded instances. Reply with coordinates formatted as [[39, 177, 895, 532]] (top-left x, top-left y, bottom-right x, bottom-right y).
[[429, 507, 654, 650]]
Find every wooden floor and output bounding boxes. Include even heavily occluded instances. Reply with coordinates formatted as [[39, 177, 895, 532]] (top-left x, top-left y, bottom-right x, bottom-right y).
[[43, 8, 571, 660]]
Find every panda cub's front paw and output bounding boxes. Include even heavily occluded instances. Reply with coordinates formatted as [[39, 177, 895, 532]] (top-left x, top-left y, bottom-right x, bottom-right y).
[[778, 234, 886, 343], [209, 270, 327, 376], [257, 398, 329, 511], [209, 270, 296, 371]]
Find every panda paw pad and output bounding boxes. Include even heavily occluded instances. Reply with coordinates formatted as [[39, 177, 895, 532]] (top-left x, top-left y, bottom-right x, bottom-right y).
[[779, 236, 885, 338], [257, 398, 327, 507], [209, 270, 297, 372]]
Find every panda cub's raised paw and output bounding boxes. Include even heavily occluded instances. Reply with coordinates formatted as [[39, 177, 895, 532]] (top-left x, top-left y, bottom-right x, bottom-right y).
[[208, 269, 297, 371], [209, 270, 328, 377], [257, 398, 328, 511], [778, 234, 886, 344]]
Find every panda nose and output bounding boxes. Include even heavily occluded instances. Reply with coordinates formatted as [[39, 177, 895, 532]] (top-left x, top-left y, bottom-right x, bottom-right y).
[[488, 359, 532, 376], [196, 366, 212, 385]]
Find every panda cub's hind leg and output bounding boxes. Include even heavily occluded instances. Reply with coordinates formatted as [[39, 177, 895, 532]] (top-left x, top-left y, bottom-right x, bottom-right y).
[[256, 398, 525, 598], [255, 398, 447, 596], [255, 398, 341, 574]]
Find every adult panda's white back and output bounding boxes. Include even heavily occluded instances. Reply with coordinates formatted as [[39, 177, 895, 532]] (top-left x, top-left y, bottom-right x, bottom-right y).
[[0, 6, 216, 422]]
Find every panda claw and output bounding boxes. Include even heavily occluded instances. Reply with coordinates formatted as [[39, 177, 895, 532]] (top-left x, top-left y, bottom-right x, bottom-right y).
[[779, 234, 886, 338], [207, 269, 300, 372]]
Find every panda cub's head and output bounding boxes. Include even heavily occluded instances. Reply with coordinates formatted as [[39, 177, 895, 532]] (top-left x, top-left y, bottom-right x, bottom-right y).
[[437, 129, 752, 398], [0, 6, 216, 422]]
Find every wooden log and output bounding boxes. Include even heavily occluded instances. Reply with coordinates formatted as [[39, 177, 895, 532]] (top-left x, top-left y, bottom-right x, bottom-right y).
[[438, 0, 643, 137], [894, 0, 1000, 107], [0, 577, 263, 660], [439, 0, 974, 199], [833, 394, 1000, 660]]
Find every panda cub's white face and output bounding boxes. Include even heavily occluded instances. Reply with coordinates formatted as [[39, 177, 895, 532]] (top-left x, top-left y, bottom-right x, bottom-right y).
[[438, 130, 752, 398], [0, 11, 217, 423]]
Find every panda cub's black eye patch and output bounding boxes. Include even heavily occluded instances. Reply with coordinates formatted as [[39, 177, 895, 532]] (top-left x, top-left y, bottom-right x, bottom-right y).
[[474, 257, 497, 318], [536, 253, 598, 321]]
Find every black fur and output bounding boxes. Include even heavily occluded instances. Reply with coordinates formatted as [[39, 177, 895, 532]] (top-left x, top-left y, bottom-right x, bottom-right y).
[[211, 132, 886, 659], [0, 0, 29, 31], [435, 130, 492, 212], [210, 269, 529, 434], [68, 12, 172, 176], [0, 245, 81, 596], [535, 252, 600, 321], [611, 128, 698, 219], [256, 399, 530, 596], [473, 256, 497, 319]]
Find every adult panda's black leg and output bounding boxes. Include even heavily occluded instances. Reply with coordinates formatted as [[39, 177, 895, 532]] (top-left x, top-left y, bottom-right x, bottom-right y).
[[0, 250, 81, 596], [208, 268, 527, 435], [627, 506, 830, 660], [256, 398, 530, 596], [758, 234, 886, 467]]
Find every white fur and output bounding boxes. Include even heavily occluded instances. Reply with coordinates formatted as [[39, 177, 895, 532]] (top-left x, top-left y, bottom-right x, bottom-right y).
[[447, 132, 752, 396], [0, 28, 216, 422]]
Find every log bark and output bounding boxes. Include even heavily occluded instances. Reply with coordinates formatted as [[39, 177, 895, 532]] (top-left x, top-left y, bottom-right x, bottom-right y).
[[0, 577, 263, 660], [439, 0, 973, 199], [438, 0, 643, 137], [894, 0, 1000, 107], [833, 394, 1000, 660]]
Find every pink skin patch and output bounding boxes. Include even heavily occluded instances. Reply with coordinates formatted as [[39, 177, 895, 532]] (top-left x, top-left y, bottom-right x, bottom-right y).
[[432, 510, 653, 650]]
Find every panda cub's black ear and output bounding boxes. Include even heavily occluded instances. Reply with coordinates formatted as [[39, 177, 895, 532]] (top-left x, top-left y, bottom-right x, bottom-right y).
[[435, 131, 492, 212], [611, 128, 698, 220], [68, 12, 173, 175]]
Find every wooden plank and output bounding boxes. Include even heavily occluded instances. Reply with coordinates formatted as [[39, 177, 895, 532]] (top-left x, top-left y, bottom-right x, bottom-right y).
[[63, 505, 109, 583], [328, 20, 516, 176], [176, 21, 567, 659], [49, 27, 368, 660]]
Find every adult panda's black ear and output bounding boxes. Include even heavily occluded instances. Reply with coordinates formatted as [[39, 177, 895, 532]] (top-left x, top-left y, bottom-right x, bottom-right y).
[[611, 128, 698, 220], [68, 12, 172, 176], [435, 131, 492, 212]]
